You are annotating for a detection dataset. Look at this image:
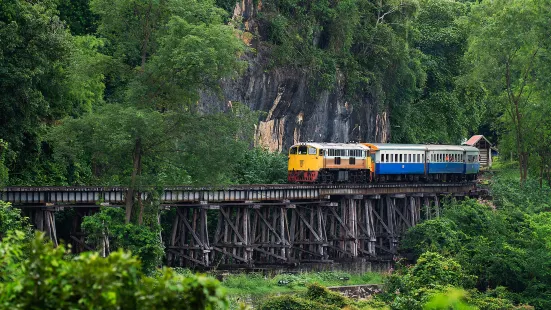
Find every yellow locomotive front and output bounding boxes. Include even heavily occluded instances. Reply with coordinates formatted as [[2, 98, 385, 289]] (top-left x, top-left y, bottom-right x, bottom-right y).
[[287, 143, 372, 183]]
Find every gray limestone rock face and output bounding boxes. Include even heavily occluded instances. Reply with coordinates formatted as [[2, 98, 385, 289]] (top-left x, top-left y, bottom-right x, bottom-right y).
[[198, 0, 390, 152]]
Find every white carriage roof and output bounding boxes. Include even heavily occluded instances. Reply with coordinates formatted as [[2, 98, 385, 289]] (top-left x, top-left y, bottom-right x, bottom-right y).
[[363, 143, 426, 151], [425, 145, 465, 151], [460, 146, 479, 152], [291, 142, 369, 150]]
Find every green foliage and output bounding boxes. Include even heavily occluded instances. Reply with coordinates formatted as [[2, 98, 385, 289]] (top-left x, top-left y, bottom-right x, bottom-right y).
[[490, 167, 551, 213], [235, 148, 288, 184], [398, 177, 551, 309], [0, 0, 76, 184], [402, 0, 474, 144], [58, 0, 98, 35], [81, 207, 164, 274], [259, 295, 339, 310], [464, 0, 551, 179], [422, 288, 475, 310], [0, 230, 28, 282], [0, 232, 228, 309], [401, 218, 463, 257], [378, 251, 524, 309], [222, 271, 382, 296], [303, 283, 349, 308], [0, 201, 31, 240], [259, 284, 351, 310], [0, 140, 8, 187], [409, 252, 465, 289]]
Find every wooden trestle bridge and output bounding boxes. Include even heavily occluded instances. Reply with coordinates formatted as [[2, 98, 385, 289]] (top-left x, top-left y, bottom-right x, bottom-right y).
[[1, 182, 479, 268]]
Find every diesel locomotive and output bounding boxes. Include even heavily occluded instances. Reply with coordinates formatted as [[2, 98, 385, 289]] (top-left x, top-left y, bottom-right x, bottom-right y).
[[287, 142, 480, 183]]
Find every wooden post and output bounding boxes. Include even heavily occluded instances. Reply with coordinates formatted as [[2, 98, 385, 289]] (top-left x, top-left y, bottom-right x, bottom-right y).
[[434, 196, 440, 218], [424, 197, 431, 220]]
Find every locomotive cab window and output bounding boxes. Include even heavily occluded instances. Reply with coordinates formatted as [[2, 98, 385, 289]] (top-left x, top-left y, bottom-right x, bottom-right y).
[[290, 147, 298, 154], [298, 145, 308, 155], [319, 149, 325, 156], [308, 147, 317, 155]]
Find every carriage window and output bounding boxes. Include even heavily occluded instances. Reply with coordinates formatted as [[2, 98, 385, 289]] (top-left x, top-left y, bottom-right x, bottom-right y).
[[385, 154, 389, 162], [290, 147, 297, 154], [350, 157, 356, 165], [417, 154, 420, 162], [308, 147, 317, 155], [335, 157, 341, 165], [408, 154, 411, 162]]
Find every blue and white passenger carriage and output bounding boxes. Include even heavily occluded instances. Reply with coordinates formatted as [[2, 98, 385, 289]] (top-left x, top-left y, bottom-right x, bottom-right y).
[[363, 143, 427, 181]]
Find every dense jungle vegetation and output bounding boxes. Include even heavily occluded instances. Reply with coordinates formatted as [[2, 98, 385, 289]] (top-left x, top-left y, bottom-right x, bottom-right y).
[[1, 0, 551, 308]]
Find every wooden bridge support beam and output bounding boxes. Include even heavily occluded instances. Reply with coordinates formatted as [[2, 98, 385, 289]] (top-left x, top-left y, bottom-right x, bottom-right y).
[[164, 192, 451, 268], [25, 208, 59, 247]]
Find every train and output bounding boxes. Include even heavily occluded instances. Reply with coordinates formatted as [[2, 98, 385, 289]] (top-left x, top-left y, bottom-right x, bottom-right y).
[[287, 142, 480, 183]]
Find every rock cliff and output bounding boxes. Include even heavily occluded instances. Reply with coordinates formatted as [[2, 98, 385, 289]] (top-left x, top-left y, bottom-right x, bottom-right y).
[[199, 0, 390, 152]]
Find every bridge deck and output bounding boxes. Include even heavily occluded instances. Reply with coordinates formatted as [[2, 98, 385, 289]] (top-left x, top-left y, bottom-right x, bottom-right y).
[[1, 183, 476, 206]]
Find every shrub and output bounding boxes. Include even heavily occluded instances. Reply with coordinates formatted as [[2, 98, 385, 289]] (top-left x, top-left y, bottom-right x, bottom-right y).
[[259, 295, 339, 310], [0, 232, 227, 309]]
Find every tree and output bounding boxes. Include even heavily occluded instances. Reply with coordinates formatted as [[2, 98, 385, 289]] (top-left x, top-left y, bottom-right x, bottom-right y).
[[465, 0, 551, 181], [81, 207, 164, 274], [407, 0, 473, 144], [0, 0, 71, 183], [67, 0, 247, 223]]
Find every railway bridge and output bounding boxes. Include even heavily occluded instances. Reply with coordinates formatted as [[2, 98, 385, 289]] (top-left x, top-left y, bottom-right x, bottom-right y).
[[1, 182, 479, 268]]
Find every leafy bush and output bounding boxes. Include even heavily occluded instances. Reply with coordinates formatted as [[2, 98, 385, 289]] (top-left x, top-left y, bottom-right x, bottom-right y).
[[259, 295, 339, 310], [490, 168, 551, 213], [401, 218, 464, 257], [303, 283, 350, 308], [0, 232, 228, 309], [380, 252, 471, 310], [234, 147, 288, 184], [0, 201, 31, 240]]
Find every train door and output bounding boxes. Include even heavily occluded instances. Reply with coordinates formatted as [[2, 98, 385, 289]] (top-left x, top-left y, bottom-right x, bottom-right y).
[[424, 151, 428, 178]]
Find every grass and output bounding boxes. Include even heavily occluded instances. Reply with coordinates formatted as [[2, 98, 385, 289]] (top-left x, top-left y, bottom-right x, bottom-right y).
[[217, 271, 383, 309], [220, 271, 383, 295]]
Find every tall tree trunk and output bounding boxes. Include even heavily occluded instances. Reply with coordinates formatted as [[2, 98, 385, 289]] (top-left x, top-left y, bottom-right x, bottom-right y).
[[126, 138, 142, 223], [540, 157, 544, 188], [138, 193, 144, 225]]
